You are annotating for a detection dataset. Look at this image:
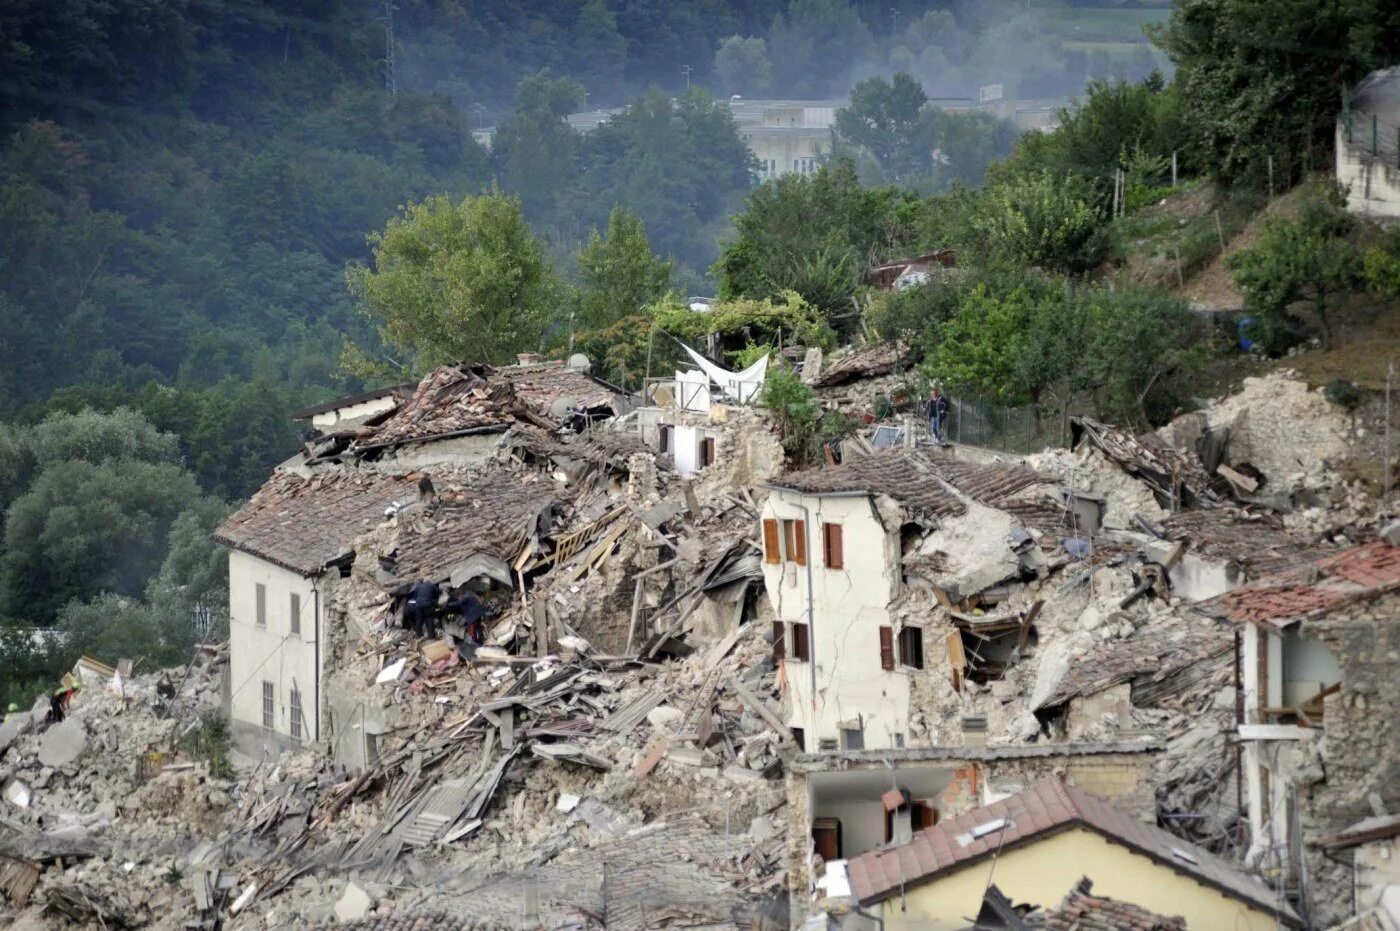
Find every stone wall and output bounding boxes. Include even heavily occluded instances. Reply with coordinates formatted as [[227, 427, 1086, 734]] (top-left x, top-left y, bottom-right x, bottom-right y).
[[1295, 590, 1400, 927]]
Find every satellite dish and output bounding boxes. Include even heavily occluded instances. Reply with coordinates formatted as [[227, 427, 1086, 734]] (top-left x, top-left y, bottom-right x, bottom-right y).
[[567, 353, 592, 372], [549, 397, 579, 418]]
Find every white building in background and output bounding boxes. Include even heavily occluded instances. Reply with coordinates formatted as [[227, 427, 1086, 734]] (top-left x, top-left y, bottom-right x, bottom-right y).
[[1338, 66, 1400, 219]]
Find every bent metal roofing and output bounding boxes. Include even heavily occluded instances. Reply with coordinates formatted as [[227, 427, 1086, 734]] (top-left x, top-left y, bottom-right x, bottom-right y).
[[845, 776, 1299, 926], [213, 471, 419, 576]]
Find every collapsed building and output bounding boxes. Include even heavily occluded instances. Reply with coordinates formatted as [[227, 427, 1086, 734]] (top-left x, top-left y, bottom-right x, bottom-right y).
[[3, 355, 1396, 931]]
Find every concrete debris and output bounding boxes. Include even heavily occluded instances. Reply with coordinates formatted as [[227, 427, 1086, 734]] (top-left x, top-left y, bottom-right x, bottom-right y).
[[37, 720, 87, 768], [334, 882, 374, 921]]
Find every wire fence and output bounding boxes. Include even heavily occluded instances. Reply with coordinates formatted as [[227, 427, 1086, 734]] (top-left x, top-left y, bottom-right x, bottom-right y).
[[943, 394, 1075, 455]]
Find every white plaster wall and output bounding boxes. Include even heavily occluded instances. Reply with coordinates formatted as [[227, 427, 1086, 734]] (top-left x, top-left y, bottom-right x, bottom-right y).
[[310, 395, 400, 432], [1338, 124, 1400, 219], [228, 549, 320, 746], [762, 490, 909, 750], [377, 433, 500, 471], [816, 799, 887, 861], [675, 424, 700, 476]]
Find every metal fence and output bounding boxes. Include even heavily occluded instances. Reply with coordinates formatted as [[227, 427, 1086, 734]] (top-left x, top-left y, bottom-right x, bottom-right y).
[[942, 394, 1074, 455]]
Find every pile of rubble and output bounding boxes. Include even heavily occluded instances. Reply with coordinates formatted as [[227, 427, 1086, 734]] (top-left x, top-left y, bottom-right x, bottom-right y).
[[0, 647, 229, 929]]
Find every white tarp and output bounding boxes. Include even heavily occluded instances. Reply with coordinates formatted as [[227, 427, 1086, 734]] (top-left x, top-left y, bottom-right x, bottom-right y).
[[676, 370, 711, 413], [677, 343, 768, 404]]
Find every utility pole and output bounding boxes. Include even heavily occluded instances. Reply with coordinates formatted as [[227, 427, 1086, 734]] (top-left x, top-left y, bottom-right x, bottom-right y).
[[681, 64, 692, 90], [472, 103, 486, 130], [890, 7, 900, 33], [380, 0, 397, 101], [1386, 359, 1394, 513]]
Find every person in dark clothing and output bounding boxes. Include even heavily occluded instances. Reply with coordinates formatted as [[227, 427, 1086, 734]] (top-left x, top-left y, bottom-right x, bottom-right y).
[[445, 590, 487, 644], [404, 580, 441, 638], [925, 387, 950, 443], [47, 693, 65, 724]]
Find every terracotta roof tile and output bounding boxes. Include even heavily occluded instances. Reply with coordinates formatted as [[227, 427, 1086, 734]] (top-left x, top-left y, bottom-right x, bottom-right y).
[[1041, 887, 1186, 931], [214, 471, 418, 576], [384, 470, 575, 582], [845, 776, 1298, 926], [352, 365, 523, 451], [770, 450, 1063, 526], [1206, 540, 1400, 626], [497, 361, 621, 415], [1031, 614, 1234, 711]]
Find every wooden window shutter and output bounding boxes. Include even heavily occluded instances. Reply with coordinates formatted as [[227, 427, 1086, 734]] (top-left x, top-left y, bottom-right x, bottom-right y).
[[879, 626, 895, 671], [762, 519, 780, 564], [792, 622, 810, 661], [823, 524, 843, 569], [772, 621, 786, 659], [793, 520, 807, 566]]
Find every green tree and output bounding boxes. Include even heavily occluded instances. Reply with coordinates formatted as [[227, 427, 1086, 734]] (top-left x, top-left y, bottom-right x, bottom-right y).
[[714, 36, 772, 96], [493, 71, 586, 224], [1227, 187, 1362, 350], [835, 73, 931, 185], [1151, 0, 1400, 187], [346, 190, 557, 369], [577, 208, 673, 330], [924, 280, 1084, 411], [1083, 287, 1199, 427], [970, 171, 1107, 274], [0, 458, 205, 622], [715, 159, 918, 329]]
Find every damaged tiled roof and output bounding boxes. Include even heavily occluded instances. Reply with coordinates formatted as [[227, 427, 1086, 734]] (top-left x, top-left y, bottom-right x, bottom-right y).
[[497, 360, 621, 415], [812, 341, 910, 387], [1204, 540, 1400, 627], [1040, 884, 1185, 931], [769, 450, 1062, 525], [1031, 615, 1234, 711], [1161, 510, 1330, 578], [214, 471, 418, 576], [316, 915, 508, 930], [352, 365, 528, 451], [1073, 417, 1220, 510], [503, 424, 661, 470], [384, 470, 574, 582], [845, 776, 1298, 925]]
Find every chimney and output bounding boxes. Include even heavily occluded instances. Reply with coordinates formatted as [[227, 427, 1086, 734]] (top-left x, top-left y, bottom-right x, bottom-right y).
[[516, 352, 543, 365]]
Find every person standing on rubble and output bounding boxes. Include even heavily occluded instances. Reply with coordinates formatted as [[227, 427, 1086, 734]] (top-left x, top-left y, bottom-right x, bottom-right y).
[[404, 579, 441, 639], [925, 386, 950, 444]]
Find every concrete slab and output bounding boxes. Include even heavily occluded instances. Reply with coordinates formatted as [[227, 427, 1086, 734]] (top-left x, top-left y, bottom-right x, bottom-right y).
[[334, 882, 373, 921], [38, 719, 87, 768]]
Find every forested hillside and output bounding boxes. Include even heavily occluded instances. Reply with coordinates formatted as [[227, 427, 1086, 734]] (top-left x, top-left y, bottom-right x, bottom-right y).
[[0, 0, 1181, 704]]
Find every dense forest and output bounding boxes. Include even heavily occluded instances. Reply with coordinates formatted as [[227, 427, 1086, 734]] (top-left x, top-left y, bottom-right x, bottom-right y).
[[9, 0, 1400, 705]]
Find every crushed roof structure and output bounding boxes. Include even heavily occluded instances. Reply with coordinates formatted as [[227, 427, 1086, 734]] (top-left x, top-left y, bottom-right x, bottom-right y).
[[1159, 509, 1329, 578], [811, 341, 911, 387], [1039, 879, 1186, 931], [502, 424, 663, 473], [1072, 418, 1221, 510], [351, 365, 545, 453], [289, 383, 415, 422], [768, 450, 1064, 527], [1201, 539, 1400, 627], [845, 776, 1299, 925], [378, 470, 575, 583], [213, 471, 419, 576], [496, 360, 623, 416], [867, 250, 957, 290], [1031, 614, 1234, 712]]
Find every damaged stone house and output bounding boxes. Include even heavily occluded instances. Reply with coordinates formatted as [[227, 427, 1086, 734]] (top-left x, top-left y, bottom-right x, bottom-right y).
[[215, 361, 631, 757], [1200, 538, 1400, 928]]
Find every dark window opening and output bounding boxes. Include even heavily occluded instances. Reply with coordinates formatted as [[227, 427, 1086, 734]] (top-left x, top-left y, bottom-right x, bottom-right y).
[[700, 436, 716, 468], [659, 425, 672, 454], [898, 626, 924, 670], [791, 622, 810, 661], [790, 726, 805, 751]]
